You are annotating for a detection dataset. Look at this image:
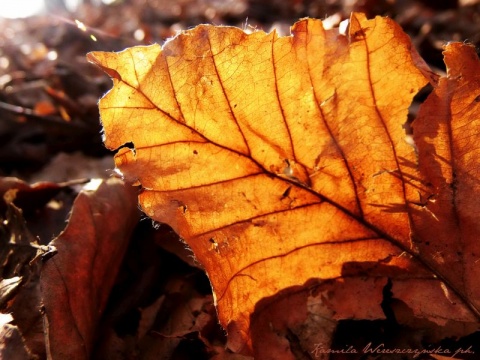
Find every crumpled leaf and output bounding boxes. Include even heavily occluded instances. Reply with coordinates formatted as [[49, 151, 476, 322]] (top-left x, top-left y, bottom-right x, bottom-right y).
[[88, 13, 480, 355], [39, 178, 139, 359]]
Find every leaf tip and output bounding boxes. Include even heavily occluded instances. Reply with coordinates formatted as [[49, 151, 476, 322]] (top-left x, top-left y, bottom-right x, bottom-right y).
[[443, 41, 480, 79], [86, 51, 122, 80]]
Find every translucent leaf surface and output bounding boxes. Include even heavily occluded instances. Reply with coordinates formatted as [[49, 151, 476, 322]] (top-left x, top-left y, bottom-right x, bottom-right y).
[[88, 14, 480, 355]]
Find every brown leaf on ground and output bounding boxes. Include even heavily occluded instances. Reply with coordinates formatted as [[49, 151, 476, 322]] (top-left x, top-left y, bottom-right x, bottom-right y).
[[39, 178, 139, 359], [89, 13, 480, 356], [0, 177, 67, 215]]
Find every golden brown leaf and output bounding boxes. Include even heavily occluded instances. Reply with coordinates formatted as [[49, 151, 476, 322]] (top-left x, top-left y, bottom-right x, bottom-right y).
[[88, 14, 480, 355], [412, 42, 480, 324]]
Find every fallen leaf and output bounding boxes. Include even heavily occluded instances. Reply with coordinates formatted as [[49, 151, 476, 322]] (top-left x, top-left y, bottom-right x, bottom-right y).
[[88, 13, 480, 355], [0, 177, 67, 215], [39, 178, 139, 359]]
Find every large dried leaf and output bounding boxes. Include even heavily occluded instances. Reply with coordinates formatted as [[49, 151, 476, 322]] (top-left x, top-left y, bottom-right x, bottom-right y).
[[88, 14, 480, 355]]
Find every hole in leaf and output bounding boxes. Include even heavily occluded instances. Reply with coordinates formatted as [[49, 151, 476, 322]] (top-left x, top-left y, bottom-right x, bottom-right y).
[[118, 141, 135, 155]]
